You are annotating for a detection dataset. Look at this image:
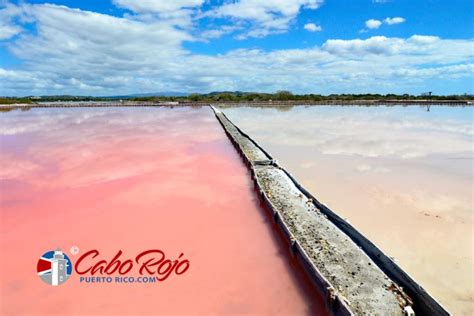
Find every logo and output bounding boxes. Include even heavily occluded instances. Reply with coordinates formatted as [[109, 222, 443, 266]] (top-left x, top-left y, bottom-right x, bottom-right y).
[[37, 248, 72, 286], [36, 247, 190, 285]]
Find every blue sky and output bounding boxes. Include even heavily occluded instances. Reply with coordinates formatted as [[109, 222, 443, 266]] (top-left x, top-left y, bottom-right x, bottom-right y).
[[0, 0, 473, 96]]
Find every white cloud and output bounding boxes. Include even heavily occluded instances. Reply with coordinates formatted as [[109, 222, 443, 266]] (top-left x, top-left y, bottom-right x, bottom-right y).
[[113, 0, 204, 13], [200, 25, 241, 40], [208, 0, 324, 38], [0, 2, 25, 40], [0, 3, 472, 96], [304, 23, 322, 32], [112, 0, 204, 28], [0, 23, 21, 40], [365, 19, 382, 29], [409, 34, 439, 44], [384, 17, 406, 25], [321, 35, 460, 58], [323, 36, 399, 55], [364, 16, 406, 31]]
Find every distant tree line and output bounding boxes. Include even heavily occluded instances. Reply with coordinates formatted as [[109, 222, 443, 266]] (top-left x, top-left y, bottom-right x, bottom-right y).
[[1, 91, 472, 104], [0, 97, 33, 104], [0, 95, 110, 104], [133, 91, 474, 102]]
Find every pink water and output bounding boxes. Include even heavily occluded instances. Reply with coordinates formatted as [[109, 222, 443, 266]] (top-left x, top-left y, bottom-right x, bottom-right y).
[[0, 107, 325, 315]]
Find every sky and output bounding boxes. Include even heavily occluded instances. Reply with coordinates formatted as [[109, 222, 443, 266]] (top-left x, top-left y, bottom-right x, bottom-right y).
[[0, 0, 473, 96]]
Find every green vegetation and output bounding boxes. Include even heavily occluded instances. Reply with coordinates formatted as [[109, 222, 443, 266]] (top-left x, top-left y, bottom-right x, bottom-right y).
[[0, 95, 113, 104], [1, 92, 472, 105], [0, 97, 33, 104], [131, 91, 473, 103]]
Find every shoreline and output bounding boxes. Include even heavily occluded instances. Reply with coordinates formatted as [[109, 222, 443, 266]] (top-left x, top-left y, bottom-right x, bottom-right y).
[[0, 99, 472, 109]]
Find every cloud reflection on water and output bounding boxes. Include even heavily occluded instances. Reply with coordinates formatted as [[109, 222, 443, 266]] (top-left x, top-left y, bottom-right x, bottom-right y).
[[222, 105, 473, 316]]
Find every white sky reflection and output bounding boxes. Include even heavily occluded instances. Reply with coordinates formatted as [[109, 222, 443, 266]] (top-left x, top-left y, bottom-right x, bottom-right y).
[[222, 105, 474, 315]]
